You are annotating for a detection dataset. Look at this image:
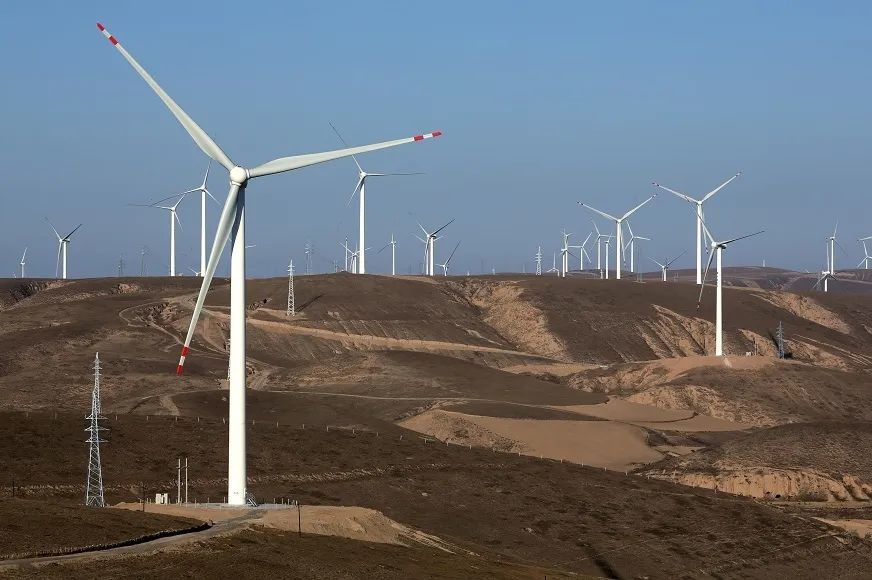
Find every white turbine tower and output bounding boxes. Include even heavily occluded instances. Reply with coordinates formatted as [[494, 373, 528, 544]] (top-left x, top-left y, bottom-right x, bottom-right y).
[[437, 241, 461, 276], [331, 124, 421, 275], [377, 234, 397, 275], [698, 221, 764, 356], [46, 219, 82, 280], [623, 222, 650, 273], [653, 172, 741, 285], [559, 230, 571, 277], [649, 251, 686, 281], [19, 247, 27, 278], [579, 195, 656, 280], [97, 21, 442, 506]]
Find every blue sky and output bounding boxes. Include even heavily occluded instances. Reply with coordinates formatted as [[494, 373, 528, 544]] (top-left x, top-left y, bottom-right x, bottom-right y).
[[1, 1, 870, 277]]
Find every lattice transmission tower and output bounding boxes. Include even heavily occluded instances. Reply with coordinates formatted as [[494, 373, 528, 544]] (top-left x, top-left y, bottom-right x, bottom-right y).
[[85, 353, 107, 507], [287, 259, 296, 317]]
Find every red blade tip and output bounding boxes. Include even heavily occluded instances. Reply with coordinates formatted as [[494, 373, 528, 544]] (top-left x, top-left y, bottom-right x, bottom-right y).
[[96, 22, 105, 31]]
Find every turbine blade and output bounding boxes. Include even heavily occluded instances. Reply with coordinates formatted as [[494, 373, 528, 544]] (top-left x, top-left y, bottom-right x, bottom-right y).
[[45, 218, 61, 240], [174, 211, 183, 232], [446, 241, 461, 264], [55, 243, 61, 278], [368, 172, 425, 177], [345, 175, 365, 207], [649, 257, 665, 268], [578, 203, 618, 222], [620, 194, 657, 220], [581, 232, 592, 247], [65, 224, 83, 239], [720, 230, 765, 245], [432, 218, 455, 236], [251, 131, 442, 178], [652, 182, 698, 204], [204, 188, 220, 204], [697, 249, 717, 307], [700, 172, 741, 203], [202, 160, 212, 188], [666, 250, 687, 267], [96, 23, 235, 171], [699, 218, 717, 246], [176, 182, 243, 374], [328, 122, 364, 173]]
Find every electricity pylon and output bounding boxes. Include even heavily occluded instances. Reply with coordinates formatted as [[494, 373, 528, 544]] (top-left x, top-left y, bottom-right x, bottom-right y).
[[287, 259, 296, 317], [85, 353, 106, 507]]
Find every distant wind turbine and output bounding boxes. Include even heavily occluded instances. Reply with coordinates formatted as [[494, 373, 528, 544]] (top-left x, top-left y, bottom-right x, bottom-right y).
[[437, 241, 461, 276], [19, 247, 27, 278], [46, 219, 82, 280], [579, 194, 656, 280], [649, 251, 686, 281]]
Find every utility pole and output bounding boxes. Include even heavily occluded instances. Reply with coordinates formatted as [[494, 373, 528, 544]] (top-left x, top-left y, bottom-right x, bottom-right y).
[[304, 242, 312, 275], [85, 353, 106, 507], [117, 256, 124, 277], [535, 246, 542, 276], [287, 260, 296, 317], [177, 458, 181, 505], [184, 457, 189, 504]]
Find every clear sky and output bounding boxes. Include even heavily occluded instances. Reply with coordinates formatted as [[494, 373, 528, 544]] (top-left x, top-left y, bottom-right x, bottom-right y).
[[1, 1, 870, 278]]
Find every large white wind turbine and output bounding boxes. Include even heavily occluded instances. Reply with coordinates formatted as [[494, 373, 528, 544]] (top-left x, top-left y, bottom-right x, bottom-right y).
[[653, 173, 741, 285], [97, 21, 442, 506], [649, 250, 686, 282], [698, 221, 764, 356], [19, 248, 27, 278], [579, 195, 656, 280], [570, 232, 593, 271], [437, 241, 461, 276], [46, 219, 82, 280], [331, 124, 422, 275]]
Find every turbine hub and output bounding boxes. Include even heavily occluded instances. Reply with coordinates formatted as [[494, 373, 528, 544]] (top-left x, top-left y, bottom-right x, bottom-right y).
[[229, 166, 249, 186]]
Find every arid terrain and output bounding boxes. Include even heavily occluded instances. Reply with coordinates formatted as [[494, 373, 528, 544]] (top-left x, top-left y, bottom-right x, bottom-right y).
[[3, 272, 872, 577]]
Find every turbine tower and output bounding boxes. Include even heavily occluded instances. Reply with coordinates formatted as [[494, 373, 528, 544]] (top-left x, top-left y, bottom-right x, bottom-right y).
[[560, 230, 571, 277], [19, 247, 27, 278], [377, 234, 397, 275], [623, 222, 650, 273], [698, 221, 764, 356], [331, 124, 421, 275], [579, 194, 656, 280], [653, 172, 741, 285], [98, 21, 442, 505], [133, 194, 187, 277], [46, 219, 83, 280], [85, 353, 106, 507]]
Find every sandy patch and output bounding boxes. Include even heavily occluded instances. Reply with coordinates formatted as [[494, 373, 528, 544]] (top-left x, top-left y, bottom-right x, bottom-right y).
[[819, 518, 872, 539], [754, 291, 852, 335], [400, 409, 662, 470], [558, 397, 750, 432], [114, 503, 456, 551]]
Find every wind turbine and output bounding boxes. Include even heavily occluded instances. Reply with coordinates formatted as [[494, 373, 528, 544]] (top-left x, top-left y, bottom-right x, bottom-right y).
[[623, 222, 650, 273], [97, 21, 441, 506], [568, 233, 592, 272], [377, 234, 397, 275], [46, 219, 82, 280], [437, 241, 461, 276], [20, 248, 27, 278], [698, 221, 764, 356], [579, 194, 656, 280], [547, 252, 560, 275], [132, 194, 187, 277], [816, 223, 842, 292], [649, 251, 686, 282], [331, 124, 422, 275], [416, 219, 454, 276], [858, 236, 872, 269], [559, 230, 571, 277], [591, 222, 610, 277], [653, 172, 741, 285]]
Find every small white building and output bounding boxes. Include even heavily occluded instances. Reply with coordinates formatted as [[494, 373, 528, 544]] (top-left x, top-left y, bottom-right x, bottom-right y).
[[155, 492, 170, 505]]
